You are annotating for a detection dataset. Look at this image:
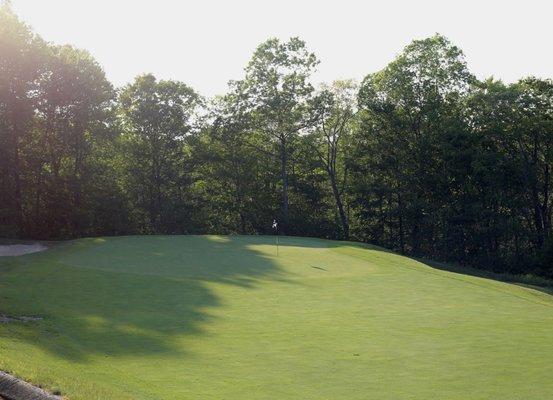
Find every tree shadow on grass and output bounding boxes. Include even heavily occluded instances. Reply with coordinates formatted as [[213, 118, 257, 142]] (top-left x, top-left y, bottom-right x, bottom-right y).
[[0, 235, 292, 362], [2, 234, 550, 366]]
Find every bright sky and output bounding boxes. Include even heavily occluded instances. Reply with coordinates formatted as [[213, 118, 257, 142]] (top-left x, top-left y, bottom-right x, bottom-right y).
[[12, 0, 553, 97]]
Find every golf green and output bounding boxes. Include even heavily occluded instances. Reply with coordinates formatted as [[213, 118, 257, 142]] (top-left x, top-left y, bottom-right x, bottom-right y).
[[0, 235, 551, 399]]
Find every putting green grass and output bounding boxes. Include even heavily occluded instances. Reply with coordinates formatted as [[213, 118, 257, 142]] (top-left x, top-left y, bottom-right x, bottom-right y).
[[0, 235, 552, 399]]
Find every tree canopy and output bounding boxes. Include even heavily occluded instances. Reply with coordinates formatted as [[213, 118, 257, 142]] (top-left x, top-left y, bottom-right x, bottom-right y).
[[1, 8, 551, 277]]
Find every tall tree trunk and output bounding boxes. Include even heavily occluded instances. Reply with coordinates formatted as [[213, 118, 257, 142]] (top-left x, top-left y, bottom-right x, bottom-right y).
[[541, 163, 551, 239], [33, 166, 43, 236], [531, 185, 545, 248], [73, 127, 84, 236], [398, 192, 405, 254], [12, 115, 23, 234], [239, 211, 246, 234], [329, 171, 349, 239], [279, 138, 289, 231]]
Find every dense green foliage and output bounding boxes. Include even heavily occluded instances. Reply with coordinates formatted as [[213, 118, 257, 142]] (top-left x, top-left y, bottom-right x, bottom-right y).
[[0, 236, 552, 399], [0, 6, 551, 276]]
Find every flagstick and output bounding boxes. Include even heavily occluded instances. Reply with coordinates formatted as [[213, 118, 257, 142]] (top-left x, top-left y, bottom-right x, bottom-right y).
[[272, 219, 279, 256]]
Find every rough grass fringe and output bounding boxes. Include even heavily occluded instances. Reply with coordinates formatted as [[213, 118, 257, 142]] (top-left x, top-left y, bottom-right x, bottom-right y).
[[0, 372, 61, 400]]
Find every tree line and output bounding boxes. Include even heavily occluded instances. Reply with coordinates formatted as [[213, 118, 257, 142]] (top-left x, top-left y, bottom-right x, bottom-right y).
[[1, 6, 551, 277]]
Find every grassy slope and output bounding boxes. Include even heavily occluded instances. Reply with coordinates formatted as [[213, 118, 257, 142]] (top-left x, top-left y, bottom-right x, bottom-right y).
[[0, 235, 551, 399]]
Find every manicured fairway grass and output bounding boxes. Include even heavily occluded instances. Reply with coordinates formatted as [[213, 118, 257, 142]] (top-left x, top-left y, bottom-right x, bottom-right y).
[[0, 235, 552, 399]]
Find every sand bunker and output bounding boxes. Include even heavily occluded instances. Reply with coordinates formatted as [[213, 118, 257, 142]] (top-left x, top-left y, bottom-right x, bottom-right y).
[[0, 244, 47, 256]]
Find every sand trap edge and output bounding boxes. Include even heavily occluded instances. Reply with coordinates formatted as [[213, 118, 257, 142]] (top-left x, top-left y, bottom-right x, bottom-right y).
[[0, 244, 48, 257], [0, 371, 61, 400]]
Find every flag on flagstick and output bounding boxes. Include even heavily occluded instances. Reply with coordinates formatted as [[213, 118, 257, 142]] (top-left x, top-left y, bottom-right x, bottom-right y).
[[272, 220, 278, 256]]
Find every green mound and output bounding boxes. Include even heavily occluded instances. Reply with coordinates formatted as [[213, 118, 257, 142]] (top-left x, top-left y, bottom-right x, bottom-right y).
[[0, 235, 551, 399]]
